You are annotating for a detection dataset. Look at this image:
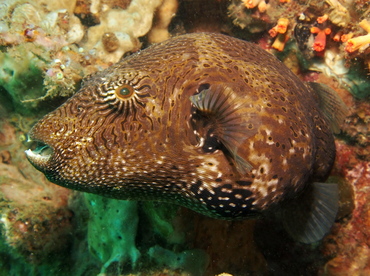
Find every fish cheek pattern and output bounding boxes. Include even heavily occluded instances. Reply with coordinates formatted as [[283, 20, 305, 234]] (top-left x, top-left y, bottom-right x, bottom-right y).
[[33, 76, 158, 191]]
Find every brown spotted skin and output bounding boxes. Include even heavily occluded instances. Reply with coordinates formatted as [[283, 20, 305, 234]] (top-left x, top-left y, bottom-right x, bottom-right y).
[[27, 33, 335, 219]]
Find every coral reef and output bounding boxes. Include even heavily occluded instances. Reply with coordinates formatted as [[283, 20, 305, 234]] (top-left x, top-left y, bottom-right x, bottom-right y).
[[82, 0, 164, 63], [345, 19, 370, 53], [0, 121, 73, 274], [227, 0, 370, 98], [0, 0, 175, 115], [0, 0, 370, 275], [0, 48, 45, 114], [321, 139, 370, 275]]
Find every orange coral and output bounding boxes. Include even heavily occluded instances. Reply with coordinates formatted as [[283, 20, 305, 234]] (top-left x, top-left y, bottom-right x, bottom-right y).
[[269, 18, 289, 37], [311, 27, 331, 52], [317, 14, 329, 24], [276, 18, 289, 34], [345, 19, 370, 53], [269, 18, 290, 51], [341, 33, 353, 43], [269, 26, 278, 38], [333, 32, 342, 42]]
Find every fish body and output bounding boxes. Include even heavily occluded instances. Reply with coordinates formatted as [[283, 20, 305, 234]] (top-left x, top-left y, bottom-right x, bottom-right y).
[[26, 33, 347, 242]]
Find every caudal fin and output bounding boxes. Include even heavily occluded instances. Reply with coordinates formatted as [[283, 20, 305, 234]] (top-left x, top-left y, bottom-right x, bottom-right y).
[[282, 182, 338, 244]]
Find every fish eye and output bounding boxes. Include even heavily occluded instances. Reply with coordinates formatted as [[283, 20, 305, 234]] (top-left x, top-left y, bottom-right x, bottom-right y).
[[115, 84, 135, 99]]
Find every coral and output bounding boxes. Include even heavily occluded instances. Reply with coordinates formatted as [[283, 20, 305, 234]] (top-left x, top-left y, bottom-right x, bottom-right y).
[[340, 32, 353, 43], [311, 26, 332, 52], [345, 19, 370, 53], [317, 14, 329, 24], [148, 245, 209, 275], [269, 18, 290, 51], [339, 101, 370, 158], [37, 0, 78, 14], [0, 1, 86, 114], [325, 0, 350, 27], [271, 33, 290, 51], [309, 48, 370, 99], [148, 0, 179, 44], [101, 32, 120, 53], [140, 201, 181, 242], [2, 1, 83, 45], [0, 0, 175, 114], [228, 0, 254, 30], [0, 43, 86, 115], [242, 0, 269, 13], [227, 0, 269, 33], [1, 0, 370, 275], [84, 194, 140, 274], [0, 47, 45, 114], [321, 141, 370, 275], [0, 121, 73, 274], [269, 17, 289, 37], [82, 0, 163, 63]]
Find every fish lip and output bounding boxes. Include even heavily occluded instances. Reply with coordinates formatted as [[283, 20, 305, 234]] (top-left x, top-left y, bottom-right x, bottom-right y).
[[24, 140, 54, 170]]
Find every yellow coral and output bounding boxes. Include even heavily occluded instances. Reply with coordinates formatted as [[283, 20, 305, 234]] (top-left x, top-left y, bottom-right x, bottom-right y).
[[272, 33, 289, 51], [276, 18, 289, 34], [345, 19, 370, 53]]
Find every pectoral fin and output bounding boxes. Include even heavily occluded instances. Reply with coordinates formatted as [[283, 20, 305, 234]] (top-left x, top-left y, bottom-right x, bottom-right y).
[[190, 84, 260, 174]]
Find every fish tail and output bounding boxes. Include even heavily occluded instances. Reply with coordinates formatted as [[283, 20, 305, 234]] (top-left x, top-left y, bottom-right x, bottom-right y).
[[281, 182, 338, 244]]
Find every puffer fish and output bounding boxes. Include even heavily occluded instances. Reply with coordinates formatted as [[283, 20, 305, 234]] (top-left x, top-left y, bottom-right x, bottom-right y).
[[25, 33, 348, 243]]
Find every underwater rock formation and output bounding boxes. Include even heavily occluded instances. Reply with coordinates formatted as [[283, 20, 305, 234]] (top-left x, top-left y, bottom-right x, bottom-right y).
[[320, 101, 370, 275], [0, 121, 72, 273], [148, 0, 179, 43], [148, 245, 209, 275], [82, 0, 164, 63], [0, 0, 174, 115]]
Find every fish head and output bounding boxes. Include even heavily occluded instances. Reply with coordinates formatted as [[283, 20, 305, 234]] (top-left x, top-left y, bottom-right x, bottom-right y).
[[25, 58, 244, 202]]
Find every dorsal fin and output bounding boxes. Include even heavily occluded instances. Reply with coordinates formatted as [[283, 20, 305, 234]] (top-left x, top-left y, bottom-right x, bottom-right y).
[[308, 82, 349, 134], [189, 84, 260, 174]]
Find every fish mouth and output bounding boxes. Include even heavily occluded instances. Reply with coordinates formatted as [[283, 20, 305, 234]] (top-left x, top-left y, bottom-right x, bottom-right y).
[[25, 139, 54, 170]]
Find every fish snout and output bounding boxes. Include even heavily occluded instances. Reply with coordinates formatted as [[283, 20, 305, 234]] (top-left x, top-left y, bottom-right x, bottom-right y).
[[24, 137, 54, 172]]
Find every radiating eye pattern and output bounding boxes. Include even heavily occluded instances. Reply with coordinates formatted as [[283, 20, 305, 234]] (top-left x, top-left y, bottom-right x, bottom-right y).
[[97, 78, 150, 115]]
